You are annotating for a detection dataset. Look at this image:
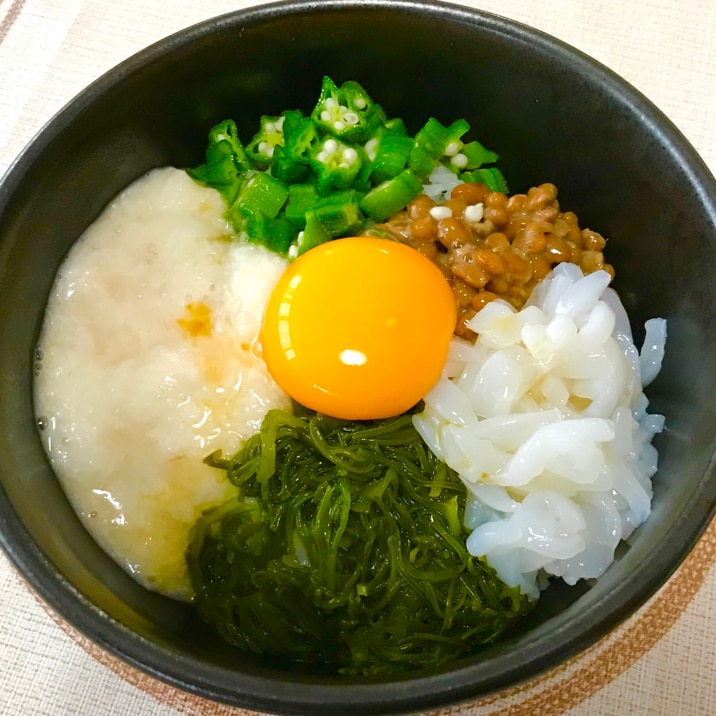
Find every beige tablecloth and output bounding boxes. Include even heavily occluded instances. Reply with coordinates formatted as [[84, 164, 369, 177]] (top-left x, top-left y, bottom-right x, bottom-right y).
[[1, 1, 716, 714]]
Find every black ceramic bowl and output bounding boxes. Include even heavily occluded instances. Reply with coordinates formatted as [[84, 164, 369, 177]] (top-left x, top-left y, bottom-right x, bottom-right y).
[[2, 1, 716, 714]]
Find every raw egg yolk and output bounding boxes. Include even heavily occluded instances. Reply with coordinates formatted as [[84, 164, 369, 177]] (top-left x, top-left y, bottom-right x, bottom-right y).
[[260, 237, 457, 420]]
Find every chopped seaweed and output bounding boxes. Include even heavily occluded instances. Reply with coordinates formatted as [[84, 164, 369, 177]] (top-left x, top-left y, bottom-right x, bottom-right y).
[[187, 405, 533, 675]]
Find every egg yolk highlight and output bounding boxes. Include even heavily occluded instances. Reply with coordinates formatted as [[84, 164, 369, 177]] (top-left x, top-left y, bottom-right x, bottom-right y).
[[261, 237, 457, 420]]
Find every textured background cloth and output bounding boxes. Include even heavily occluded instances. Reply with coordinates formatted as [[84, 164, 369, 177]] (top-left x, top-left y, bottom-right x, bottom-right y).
[[1, 1, 716, 714]]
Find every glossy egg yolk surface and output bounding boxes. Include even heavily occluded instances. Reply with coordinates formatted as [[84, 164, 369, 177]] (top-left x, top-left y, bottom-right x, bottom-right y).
[[261, 237, 457, 420]]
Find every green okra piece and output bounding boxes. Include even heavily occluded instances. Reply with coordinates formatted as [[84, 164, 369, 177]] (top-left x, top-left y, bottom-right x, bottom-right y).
[[359, 169, 423, 222]]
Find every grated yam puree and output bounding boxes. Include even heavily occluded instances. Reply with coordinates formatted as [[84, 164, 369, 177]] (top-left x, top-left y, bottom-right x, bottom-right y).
[[34, 168, 290, 600]]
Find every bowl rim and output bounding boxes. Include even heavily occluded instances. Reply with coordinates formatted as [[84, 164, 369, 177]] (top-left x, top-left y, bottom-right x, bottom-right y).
[[2, 0, 716, 713]]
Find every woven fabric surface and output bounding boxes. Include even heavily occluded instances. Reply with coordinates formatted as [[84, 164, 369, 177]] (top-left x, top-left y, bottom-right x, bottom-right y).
[[1, 1, 715, 714]]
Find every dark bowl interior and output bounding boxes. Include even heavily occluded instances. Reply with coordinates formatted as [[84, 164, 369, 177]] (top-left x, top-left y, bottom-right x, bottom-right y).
[[2, 1, 716, 714]]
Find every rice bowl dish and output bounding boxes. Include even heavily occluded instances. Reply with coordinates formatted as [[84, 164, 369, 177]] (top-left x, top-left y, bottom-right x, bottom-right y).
[[31, 76, 666, 674], [2, 2, 715, 711]]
